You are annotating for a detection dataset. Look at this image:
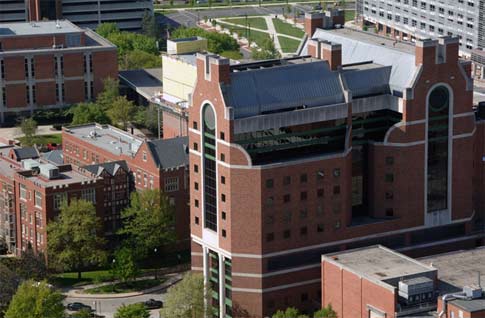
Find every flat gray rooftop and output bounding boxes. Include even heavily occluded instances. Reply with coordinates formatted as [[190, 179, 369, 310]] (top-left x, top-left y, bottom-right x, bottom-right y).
[[323, 245, 435, 283], [449, 298, 485, 313], [0, 20, 81, 37], [64, 124, 143, 157], [119, 68, 163, 100], [419, 247, 485, 294]]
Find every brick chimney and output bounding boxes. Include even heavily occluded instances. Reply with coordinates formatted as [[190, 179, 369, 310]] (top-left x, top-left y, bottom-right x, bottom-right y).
[[437, 36, 459, 65], [308, 39, 342, 71], [196, 53, 230, 85], [415, 39, 438, 66], [304, 12, 324, 37]]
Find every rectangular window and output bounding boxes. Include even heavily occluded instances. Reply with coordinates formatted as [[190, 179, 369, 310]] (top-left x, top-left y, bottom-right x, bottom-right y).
[[24, 58, 29, 78], [283, 176, 291, 185], [32, 85, 36, 104], [221, 176, 225, 184], [34, 191, 42, 208], [164, 177, 179, 192], [266, 179, 274, 188], [20, 184, 27, 200], [53, 193, 67, 210], [26, 86, 30, 104], [81, 188, 96, 204], [385, 173, 394, 183], [0, 59, 4, 79], [300, 173, 307, 183]]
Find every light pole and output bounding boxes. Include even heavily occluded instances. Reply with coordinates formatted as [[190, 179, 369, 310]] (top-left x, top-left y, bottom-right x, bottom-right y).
[[154, 248, 158, 279]]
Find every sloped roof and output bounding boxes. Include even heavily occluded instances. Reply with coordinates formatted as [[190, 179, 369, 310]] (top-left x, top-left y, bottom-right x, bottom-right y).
[[303, 28, 418, 92], [83, 160, 129, 177], [148, 136, 188, 169], [222, 60, 346, 119], [13, 147, 39, 161], [42, 150, 64, 166], [342, 64, 392, 98]]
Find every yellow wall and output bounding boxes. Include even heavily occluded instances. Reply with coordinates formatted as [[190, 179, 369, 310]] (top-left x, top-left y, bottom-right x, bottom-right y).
[[167, 38, 208, 55], [162, 55, 197, 101]]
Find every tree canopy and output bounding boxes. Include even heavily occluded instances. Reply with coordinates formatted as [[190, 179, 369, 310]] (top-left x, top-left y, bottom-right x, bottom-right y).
[[119, 189, 175, 256], [110, 246, 139, 284], [47, 199, 107, 279], [115, 303, 150, 318], [0, 263, 19, 314], [251, 37, 281, 60], [70, 102, 111, 125], [4, 280, 65, 318], [19, 118, 37, 146], [313, 304, 337, 318], [106, 96, 136, 130], [160, 273, 209, 318], [171, 27, 239, 54]]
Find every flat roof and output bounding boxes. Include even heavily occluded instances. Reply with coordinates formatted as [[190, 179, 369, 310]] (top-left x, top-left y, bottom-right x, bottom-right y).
[[0, 20, 81, 37], [21, 166, 98, 187], [64, 124, 144, 157], [419, 247, 485, 294], [119, 68, 163, 100], [322, 245, 436, 283]]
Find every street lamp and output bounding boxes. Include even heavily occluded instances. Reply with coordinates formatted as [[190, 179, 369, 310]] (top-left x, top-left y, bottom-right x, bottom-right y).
[[154, 248, 158, 279]]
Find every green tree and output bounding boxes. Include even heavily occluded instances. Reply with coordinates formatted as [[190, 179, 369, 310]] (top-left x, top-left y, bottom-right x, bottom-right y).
[[160, 273, 210, 318], [251, 37, 281, 60], [313, 304, 337, 318], [273, 307, 309, 318], [171, 27, 239, 53], [4, 280, 65, 318], [120, 50, 162, 70], [134, 104, 159, 134], [19, 118, 37, 146], [106, 96, 136, 130], [141, 11, 161, 39], [115, 303, 150, 318], [0, 263, 19, 314], [110, 246, 139, 285], [119, 190, 175, 256], [47, 199, 107, 280], [17, 243, 47, 281], [96, 22, 120, 38], [96, 77, 119, 110], [70, 102, 111, 125], [72, 309, 92, 318]]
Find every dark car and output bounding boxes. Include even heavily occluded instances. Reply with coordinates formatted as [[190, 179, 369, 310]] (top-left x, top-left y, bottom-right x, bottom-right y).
[[66, 302, 93, 312], [143, 299, 163, 310]]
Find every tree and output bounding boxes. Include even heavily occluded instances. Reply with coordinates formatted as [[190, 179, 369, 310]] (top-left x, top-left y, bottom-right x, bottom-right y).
[[70, 102, 111, 125], [120, 50, 162, 70], [272, 307, 309, 318], [119, 190, 175, 257], [96, 22, 119, 38], [106, 96, 136, 130], [72, 309, 92, 318], [115, 303, 150, 318], [251, 37, 281, 60], [313, 304, 337, 318], [47, 199, 107, 280], [17, 243, 47, 281], [19, 118, 37, 146], [0, 263, 19, 314], [4, 280, 65, 318], [160, 273, 210, 318], [171, 27, 239, 54], [110, 246, 139, 285], [141, 11, 161, 39], [96, 77, 120, 110]]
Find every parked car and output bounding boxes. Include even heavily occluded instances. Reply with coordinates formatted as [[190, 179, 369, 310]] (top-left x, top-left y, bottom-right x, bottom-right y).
[[66, 303, 93, 312], [47, 143, 60, 150], [142, 299, 163, 310]]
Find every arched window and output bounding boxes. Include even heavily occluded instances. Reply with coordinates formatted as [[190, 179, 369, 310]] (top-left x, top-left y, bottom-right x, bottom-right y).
[[427, 86, 450, 212], [202, 104, 217, 231]]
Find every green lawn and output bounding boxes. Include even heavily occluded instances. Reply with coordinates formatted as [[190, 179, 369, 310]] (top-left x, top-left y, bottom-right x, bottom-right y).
[[221, 16, 268, 30], [272, 18, 305, 38], [345, 10, 355, 22], [50, 270, 115, 288], [84, 278, 164, 294], [278, 36, 301, 53], [19, 134, 62, 147], [218, 22, 272, 47]]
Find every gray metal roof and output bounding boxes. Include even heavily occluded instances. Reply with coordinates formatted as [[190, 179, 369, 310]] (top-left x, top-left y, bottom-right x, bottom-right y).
[[83, 160, 129, 177], [0, 20, 81, 37], [223, 60, 345, 119], [303, 28, 418, 92], [148, 136, 188, 169], [342, 64, 391, 98], [13, 147, 39, 161], [449, 298, 485, 313], [119, 68, 163, 100], [42, 150, 64, 166]]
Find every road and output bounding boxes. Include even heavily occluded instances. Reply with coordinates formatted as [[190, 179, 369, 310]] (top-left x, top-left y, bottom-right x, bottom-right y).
[[64, 291, 167, 318]]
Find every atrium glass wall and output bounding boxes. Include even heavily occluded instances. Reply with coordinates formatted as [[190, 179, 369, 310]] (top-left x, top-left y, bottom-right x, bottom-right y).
[[203, 104, 217, 231], [427, 86, 450, 212], [209, 250, 220, 317]]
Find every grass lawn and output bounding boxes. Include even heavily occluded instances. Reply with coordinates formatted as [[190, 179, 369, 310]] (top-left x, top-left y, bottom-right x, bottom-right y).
[[218, 22, 272, 47], [345, 10, 355, 22], [221, 16, 268, 30], [19, 134, 62, 147], [278, 36, 301, 53], [84, 278, 165, 294], [50, 270, 115, 288], [272, 18, 305, 38]]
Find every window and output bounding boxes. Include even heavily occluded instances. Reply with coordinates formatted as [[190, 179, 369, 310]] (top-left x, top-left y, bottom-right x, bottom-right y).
[[386, 156, 394, 165], [386, 208, 394, 217], [195, 199, 199, 207], [20, 184, 27, 200], [265, 179, 274, 188], [35, 211, 42, 227], [300, 226, 308, 236], [283, 194, 291, 203], [385, 174, 394, 183], [333, 168, 341, 177], [300, 208, 308, 219], [333, 185, 340, 195], [34, 191, 42, 208], [316, 205, 324, 216], [316, 170, 325, 180], [300, 191, 307, 201], [283, 176, 291, 185], [335, 221, 341, 229], [222, 211, 226, 220], [222, 229, 226, 237], [143, 151, 147, 161], [317, 224, 324, 232], [20, 203, 26, 219], [194, 182, 199, 191], [194, 164, 199, 173], [221, 176, 225, 184], [220, 153, 225, 162], [386, 191, 394, 200], [193, 143, 198, 151], [221, 194, 226, 202], [300, 173, 307, 183], [193, 121, 198, 129], [220, 131, 225, 140], [317, 188, 324, 197], [81, 188, 96, 204], [53, 193, 67, 210], [283, 229, 291, 239], [266, 233, 274, 242], [164, 177, 179, 192], [24, 58, 29, 78], [265, 196, 274, 206], [195, 216, 199, 224]]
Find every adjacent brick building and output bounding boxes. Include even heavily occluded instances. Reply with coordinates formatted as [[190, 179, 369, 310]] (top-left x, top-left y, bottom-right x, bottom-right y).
[[188, 18, 485, 317], [0, 20, 117, 124], [62, 123, 190, 246]]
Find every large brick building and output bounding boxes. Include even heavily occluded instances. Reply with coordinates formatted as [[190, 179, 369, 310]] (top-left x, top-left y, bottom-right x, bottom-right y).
[[62, 124, 190, 245], [0, 20, 117, 124], [188, 18, 485, 317]]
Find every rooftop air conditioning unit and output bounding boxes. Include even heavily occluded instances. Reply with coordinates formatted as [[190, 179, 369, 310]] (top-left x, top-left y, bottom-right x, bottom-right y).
[[463, 285, 482, 299]]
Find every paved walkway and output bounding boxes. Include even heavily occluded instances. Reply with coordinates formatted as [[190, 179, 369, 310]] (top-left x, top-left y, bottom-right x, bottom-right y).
[[63, 273, 182, 299], [264, 15, 281, 51]]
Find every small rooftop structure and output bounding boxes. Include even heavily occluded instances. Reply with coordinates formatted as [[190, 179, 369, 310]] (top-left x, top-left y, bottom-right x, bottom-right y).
[[83, 160, 129, 177], [119, 68, 163, 101], [0, 20, 81, 37], [42, 150, 64, 166], [167, 36, 208, 55]]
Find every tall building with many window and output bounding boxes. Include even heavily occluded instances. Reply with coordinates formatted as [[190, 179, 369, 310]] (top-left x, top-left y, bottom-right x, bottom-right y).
[[0, 20, 117, 124], [0, 0, 28, 23], [357, 0, 485, 54], [188, 20, 485, 317]]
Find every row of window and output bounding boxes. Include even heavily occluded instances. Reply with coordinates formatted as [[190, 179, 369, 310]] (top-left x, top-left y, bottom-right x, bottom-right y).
[[265, 169, 340, 189], [265, 222, 341, 243]]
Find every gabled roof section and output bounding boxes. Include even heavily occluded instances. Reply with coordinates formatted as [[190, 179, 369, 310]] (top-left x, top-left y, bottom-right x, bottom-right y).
[[147, 136, 189, 169], [42, 150, 64, 166], [83, 160, 129, 177], [12, 147, 39, 161], [222, 60, 346, 119], [342, 64, 392, 98], [304, 28, 418, 93]]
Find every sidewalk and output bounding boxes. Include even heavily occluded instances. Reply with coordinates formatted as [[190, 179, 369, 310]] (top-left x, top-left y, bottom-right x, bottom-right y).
[[63, 273, 182, 299]]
